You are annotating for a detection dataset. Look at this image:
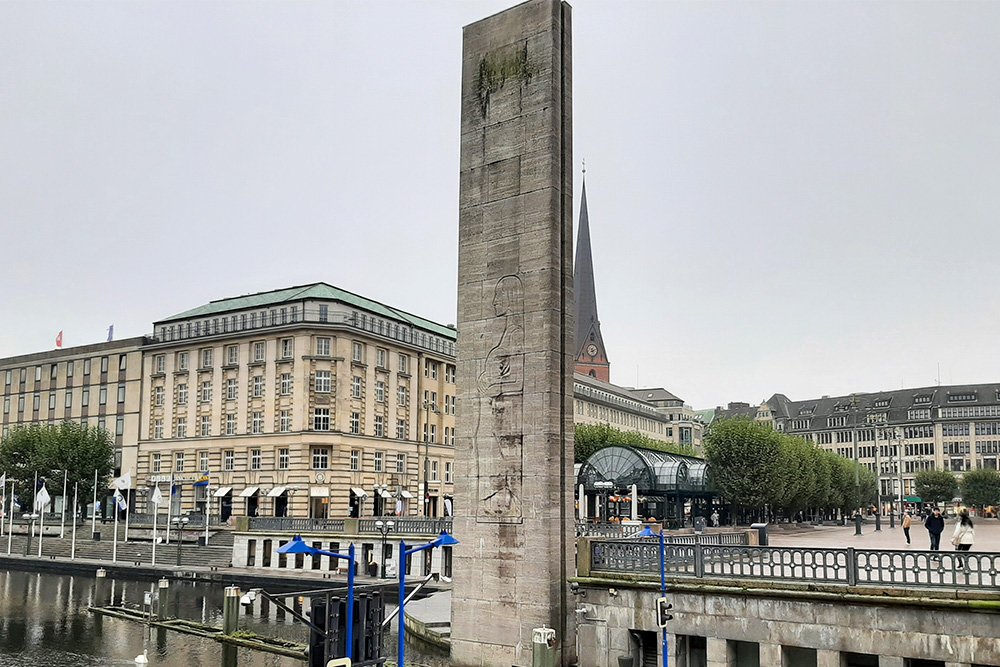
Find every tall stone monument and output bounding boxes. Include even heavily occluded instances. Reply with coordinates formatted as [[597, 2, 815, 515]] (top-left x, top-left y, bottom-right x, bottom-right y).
[[452, 1, 575, 665]]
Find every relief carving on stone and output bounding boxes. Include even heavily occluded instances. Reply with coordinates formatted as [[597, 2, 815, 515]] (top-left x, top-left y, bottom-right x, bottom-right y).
[[475, 274, 524, 523]]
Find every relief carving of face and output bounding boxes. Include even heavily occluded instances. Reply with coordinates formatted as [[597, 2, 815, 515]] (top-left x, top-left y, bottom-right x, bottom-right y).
[[493, 275, 522, 317]]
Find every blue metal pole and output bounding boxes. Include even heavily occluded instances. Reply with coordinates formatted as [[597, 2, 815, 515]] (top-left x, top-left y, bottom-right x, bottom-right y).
[[398, 539, 406, 667], [347, 543, 355, 662], [660, 531, 667, 667]]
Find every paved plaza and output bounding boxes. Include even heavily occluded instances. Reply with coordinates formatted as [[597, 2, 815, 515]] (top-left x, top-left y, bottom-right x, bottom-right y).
[[766, 515, 1000, 552]]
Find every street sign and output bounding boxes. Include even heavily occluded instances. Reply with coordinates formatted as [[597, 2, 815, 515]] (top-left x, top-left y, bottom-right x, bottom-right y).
[[905, 496, 922, 503]]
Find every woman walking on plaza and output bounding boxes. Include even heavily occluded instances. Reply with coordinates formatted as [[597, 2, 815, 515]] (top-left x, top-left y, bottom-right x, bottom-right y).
[[951, 509, 975, 565], [902, 511, 912, 545]]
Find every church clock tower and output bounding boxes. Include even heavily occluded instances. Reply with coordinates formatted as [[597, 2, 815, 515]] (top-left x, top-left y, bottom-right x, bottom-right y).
[[574, 177, 610, 382]]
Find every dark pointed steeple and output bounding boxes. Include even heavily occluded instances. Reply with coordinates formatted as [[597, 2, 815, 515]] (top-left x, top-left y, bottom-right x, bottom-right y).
[[574, 175, 610, 382]]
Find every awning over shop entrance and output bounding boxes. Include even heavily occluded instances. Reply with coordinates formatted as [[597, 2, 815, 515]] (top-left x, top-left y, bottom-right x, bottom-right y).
[[267, 487, 287, 498], [239, 487, 259, 497], [213, 487, 232, 498], [310, 487, 330, 498], [351, 488, 368, 498]]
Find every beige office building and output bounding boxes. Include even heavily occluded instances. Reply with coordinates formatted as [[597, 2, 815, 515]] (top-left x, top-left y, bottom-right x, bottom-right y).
[[137, 283, 457, 520], [0, 338, 145, 486]]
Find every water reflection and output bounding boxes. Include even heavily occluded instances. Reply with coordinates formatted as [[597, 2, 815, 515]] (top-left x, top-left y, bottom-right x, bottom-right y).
[[0, 569, 448, 666]]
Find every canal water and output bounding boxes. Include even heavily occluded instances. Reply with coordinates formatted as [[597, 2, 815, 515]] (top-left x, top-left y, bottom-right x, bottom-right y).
[[0, 569, 448, 666]]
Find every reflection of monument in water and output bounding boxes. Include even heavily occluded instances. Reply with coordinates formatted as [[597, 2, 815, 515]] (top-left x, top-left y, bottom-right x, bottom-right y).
[[452, 0, 576, 665]]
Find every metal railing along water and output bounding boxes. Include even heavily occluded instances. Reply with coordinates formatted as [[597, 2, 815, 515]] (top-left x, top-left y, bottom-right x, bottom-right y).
[[589, 539, 1000, 589]]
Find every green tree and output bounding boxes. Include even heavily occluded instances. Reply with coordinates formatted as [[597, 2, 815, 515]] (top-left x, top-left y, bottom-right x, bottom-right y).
[[574, 423, 696, 463], [914, 469, 959, 505], [704, 418, 784, 511], [959, 468, 1000, 511], [0, 422, 115, 512]]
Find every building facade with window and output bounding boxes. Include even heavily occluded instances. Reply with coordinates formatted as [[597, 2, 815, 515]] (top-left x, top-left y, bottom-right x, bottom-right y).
[[0, 338, 146, 483], [713, 384, 1000, 502], [136, 283, 457, 520], [573, 373, 705, 454]]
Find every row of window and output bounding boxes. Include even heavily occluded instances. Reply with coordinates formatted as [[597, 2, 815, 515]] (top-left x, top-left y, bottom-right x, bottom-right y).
[[153, 369, 451, 407], [3, 385, 125, 414], [157, 307, 456, 357], [151, 407, 455, 442], [3, 355, 127, 388], [578, 401, 669, 436], [150, 445, 454, 481], [2, 415, 125, 440]]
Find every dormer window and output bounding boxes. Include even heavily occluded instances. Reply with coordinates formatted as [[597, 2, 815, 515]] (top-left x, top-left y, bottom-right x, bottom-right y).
[[948, 393, 977, 403], [913, 395, 931, 405], [873, 398, 890, 409]]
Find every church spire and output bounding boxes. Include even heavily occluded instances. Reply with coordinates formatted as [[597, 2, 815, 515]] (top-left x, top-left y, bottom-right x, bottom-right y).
[[574, 174, 610, 382]]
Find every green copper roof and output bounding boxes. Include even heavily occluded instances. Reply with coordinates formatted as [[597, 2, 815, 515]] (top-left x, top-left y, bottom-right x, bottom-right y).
[[157, 283, 456, 339]]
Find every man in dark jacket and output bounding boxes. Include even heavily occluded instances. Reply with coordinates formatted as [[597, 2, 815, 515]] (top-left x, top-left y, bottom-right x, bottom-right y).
[[925, 507, 945, 551]]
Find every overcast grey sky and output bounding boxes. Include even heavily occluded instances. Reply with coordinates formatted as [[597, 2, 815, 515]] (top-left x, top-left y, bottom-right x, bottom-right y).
[[2, 1, 999, 410]]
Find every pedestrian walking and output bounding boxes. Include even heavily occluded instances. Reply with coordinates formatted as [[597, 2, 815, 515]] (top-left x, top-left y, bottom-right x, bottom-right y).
[[951, 509, 975, 566], [711, 510, 720, 528], [925, 507, 945, 552], [902, 511, 912, 545]]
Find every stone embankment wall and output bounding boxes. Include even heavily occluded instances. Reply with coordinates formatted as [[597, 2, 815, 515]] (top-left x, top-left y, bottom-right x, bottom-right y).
[[572, 577, 999, 667]]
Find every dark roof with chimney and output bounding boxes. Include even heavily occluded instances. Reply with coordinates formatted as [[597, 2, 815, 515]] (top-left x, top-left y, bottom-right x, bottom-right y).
[[714, 383, 1000, 431]]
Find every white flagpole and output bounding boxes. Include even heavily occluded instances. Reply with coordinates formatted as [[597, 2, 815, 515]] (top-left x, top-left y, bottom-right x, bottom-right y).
[[71, 482, 78, 560], [1, 475, 5, 539], [112, 492, 119, 563], [32, 472, 37, 538], [91, 469, 98, 538], [6, 481, 13, 555], [38, 494, 44, 558], [204, 478, 210, 546], [60, 470, 68, 538], [166, 474, 173, 545], [152, 489, 157, 566], [124, 480, 131, 542]]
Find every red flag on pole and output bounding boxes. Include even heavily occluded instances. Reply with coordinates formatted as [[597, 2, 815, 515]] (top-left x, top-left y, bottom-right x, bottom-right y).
[[55, 331, 63, 348]]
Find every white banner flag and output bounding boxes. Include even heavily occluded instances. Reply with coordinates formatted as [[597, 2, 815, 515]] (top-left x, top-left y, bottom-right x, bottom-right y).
[[35, 485, 51, 511], [151, 485, 163, 506], [114, 473, 132, 491], [113, 489, 127, 511]]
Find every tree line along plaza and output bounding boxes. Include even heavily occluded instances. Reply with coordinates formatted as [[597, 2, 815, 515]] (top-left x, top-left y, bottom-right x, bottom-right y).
[[1, 280, 999, 524]]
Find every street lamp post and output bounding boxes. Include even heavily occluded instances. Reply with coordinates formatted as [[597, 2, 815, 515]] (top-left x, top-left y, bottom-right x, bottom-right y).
[[873, 426, 883, 532], [398, 531, 459, 667], [277, 536, 357, 663], [171, 516, 189, 566], [594, 481, 613, 522], [373, 484, 388, 517], [639, 526, 668, 667], [849, 396, 862, 536], [375, 520, 395, 579], [421, 400, 440, 517]]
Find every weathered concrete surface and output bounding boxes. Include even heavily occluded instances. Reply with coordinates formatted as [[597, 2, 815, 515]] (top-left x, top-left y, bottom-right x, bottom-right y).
[[452, 1, 575, 666], [573, 580, 999, 667]]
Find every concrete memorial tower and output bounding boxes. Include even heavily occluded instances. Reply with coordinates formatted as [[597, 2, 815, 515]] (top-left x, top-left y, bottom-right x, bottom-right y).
[[452, 1, 575, 665]]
